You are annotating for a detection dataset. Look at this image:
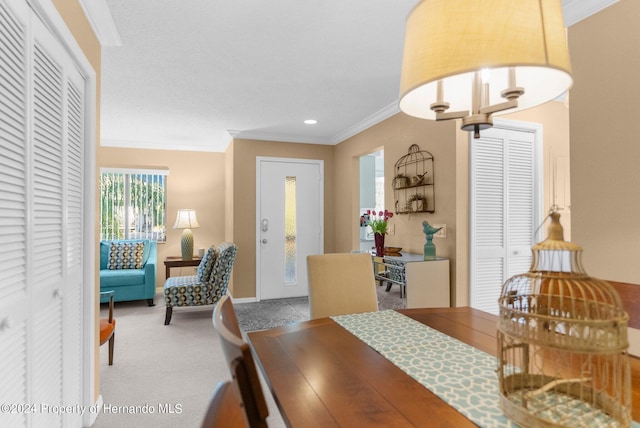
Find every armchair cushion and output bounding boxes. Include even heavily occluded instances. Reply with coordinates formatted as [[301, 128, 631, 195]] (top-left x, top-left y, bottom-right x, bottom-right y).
[[196, 245, 219, 284], [107, 241, 145, 269], [163, 275, 220, 307], [100, 269, 146, 287]]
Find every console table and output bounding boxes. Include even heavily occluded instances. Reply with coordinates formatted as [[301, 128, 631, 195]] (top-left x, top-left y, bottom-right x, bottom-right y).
[[372, 252, 450, 308], [164, 256, 201, 279]]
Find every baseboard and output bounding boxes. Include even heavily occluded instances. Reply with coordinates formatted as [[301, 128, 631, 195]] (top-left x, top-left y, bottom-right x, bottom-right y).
[[229, 295, 258, 304]]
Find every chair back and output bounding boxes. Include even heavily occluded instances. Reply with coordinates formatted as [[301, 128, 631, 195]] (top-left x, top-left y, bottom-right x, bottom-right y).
[[212, 294, 268, 428], [201, 380, 246, 428], [307, 252, 378, 319], [206, 242, 238, 303]]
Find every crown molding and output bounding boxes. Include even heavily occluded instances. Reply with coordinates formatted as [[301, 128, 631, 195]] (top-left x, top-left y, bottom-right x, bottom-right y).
[[78, 0, 121, 47], [227, 130, 332, 145], [562, 0, 619, 26], [100, 138, 221, 153], [331, 101, 400, 145]]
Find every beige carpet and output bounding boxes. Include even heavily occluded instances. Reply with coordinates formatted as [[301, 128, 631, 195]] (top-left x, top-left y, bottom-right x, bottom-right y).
[[93, 284, 403, 427], [93, 296, 286, 428]]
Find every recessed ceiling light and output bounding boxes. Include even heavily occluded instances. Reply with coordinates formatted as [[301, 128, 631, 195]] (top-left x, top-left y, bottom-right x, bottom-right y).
[[304, 119, 317, 125]]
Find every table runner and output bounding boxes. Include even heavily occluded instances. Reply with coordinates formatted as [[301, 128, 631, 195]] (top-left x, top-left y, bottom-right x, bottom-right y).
[[332, 310, 639, 428]]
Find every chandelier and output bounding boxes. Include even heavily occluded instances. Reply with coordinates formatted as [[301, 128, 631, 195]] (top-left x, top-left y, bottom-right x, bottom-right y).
[[399, 0, 573, 138]]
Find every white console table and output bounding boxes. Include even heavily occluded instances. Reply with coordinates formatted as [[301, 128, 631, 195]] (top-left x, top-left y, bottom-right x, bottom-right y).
[[372, 252, 450, 308]]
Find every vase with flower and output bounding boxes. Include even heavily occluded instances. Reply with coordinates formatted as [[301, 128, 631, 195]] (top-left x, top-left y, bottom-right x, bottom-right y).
[[366, 209, 394, 256]]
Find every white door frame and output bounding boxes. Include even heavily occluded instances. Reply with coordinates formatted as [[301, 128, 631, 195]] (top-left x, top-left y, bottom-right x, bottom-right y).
[[469, 118, 543, 313], [255, 157, 324, 301]]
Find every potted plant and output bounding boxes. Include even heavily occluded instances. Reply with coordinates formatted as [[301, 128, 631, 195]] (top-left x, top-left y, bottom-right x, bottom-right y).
[[393, 173, 409, 189], [366, 209, 394, 256], [406, 193, 425, 212]]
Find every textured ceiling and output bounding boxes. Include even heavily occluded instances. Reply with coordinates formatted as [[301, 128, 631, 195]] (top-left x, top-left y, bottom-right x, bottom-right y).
[[99, 0, 618, 153], [101, 0, 420, 152]]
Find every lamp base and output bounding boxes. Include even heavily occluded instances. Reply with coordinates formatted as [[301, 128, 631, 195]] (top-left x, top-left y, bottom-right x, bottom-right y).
[[181, 229, 194, 261]]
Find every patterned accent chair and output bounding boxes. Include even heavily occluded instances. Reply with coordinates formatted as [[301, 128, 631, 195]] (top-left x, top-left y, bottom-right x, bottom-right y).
[[163, 242, 238, 325]]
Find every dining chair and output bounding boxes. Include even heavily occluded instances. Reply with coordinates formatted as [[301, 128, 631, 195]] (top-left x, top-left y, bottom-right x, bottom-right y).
[[212, 294, 269, 428], [99, 291, 116, 365], [306, 252, 379, 319], [201, 380, 246, 428]]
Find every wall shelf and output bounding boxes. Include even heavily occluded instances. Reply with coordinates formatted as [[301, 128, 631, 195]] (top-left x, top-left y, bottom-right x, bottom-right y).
[[392, 144, 435, 214]]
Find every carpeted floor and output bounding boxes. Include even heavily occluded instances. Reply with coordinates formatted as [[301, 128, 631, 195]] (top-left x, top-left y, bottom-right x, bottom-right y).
[[93, 283, 404, 427]]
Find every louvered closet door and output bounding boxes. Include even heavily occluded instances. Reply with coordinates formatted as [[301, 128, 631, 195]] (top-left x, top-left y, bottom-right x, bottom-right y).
[[0, 1, 85, 427], [62, 55, 85, 428], [470, 124, 540, 315], [0, 2, 30, 427]]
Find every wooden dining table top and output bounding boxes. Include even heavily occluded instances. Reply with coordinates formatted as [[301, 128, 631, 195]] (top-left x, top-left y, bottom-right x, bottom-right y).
[[247, 307, 640, 427]]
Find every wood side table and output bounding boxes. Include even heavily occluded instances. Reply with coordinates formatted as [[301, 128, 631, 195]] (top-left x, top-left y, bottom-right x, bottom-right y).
[[164, 256, 202, 279]]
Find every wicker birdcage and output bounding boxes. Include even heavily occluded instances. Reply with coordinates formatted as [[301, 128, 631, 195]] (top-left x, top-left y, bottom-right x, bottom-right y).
[[497, 212, 631, 427]]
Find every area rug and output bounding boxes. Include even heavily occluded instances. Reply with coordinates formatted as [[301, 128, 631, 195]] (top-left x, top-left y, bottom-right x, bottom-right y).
[[235, 282, 404, 331]]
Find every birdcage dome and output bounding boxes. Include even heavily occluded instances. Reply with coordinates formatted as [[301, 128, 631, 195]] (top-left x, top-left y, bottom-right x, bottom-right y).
[[497, 212, 631, 427]]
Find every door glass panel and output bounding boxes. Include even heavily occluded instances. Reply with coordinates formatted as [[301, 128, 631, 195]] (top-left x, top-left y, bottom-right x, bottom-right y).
[[284, 176, 297, 284]]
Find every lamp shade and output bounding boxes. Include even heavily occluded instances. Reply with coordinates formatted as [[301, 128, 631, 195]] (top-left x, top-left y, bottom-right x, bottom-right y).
[[173, 209, 200, 230], [399, 0, 573, 120]]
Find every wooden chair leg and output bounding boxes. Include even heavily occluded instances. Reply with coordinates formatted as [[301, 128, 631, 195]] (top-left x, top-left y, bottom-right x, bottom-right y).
[[108, 334, 115, 366], [147, 298, 155, 307], [164, 307, 173, 325]]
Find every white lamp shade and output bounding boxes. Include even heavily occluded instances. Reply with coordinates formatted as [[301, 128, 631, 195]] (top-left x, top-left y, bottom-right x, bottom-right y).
[[399, 0, 573, 119], [173, 209, 200, 229]]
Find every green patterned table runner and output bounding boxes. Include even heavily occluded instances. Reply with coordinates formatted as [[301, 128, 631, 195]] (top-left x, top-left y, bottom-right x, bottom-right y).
[[332, 310, 640, 428]]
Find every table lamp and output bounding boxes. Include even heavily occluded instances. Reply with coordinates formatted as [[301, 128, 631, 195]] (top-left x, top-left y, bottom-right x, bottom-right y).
[[173, 209, 200, 261]]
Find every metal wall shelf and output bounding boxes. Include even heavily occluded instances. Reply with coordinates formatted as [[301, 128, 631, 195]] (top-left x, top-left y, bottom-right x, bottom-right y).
[[392, 144, 435, 214]]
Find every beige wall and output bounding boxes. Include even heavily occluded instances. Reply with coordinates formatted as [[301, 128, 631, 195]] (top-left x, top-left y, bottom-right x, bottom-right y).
[[334, 114, 460, 300], [334, 101, 570, 307], [98, 147, 227, 284], [504, 101, 572, 227], [569, 0, 640, 283], [229, 139, 335, 298]]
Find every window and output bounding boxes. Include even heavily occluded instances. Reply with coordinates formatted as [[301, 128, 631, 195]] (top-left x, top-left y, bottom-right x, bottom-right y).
[[100, 168, 168, 241]]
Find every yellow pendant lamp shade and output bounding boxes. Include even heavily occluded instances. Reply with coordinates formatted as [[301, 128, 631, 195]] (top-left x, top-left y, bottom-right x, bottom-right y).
[[399, 0, 572, 135]]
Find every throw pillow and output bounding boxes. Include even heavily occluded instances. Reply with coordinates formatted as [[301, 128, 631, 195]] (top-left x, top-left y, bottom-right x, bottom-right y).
[[197, 245, 219, 283], [108, 241, 145, 270]]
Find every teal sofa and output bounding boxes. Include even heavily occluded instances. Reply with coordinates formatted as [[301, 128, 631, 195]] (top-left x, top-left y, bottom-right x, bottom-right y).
[[100, 239, 157, 306]]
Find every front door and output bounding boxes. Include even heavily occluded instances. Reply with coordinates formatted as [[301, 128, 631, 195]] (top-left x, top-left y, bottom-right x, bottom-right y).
[[256, 157, 323, 300]]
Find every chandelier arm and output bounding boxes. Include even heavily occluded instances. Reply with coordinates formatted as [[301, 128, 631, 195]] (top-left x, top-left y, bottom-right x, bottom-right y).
[[479, 99, 519, 115], [435, 110, 468, 121]]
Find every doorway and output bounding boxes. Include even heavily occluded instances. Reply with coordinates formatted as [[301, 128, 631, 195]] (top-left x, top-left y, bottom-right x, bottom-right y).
[[359, 150, 384, 252], [256, 157, 324, 300]]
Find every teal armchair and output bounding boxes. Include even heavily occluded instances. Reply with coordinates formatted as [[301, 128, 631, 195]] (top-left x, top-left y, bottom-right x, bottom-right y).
[[100, 239, 157, 306]]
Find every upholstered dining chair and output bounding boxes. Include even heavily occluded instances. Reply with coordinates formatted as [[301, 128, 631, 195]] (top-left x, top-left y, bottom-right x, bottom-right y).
[[99, 291, 116, 365], [212, 294, 269, 428], [201, 380, 246, 428], [307, 252, 379, 319], [163, 242, 238, 325]]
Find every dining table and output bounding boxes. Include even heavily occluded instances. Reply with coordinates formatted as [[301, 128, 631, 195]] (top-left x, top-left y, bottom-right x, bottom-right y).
[[247, 307, 640, 427]]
